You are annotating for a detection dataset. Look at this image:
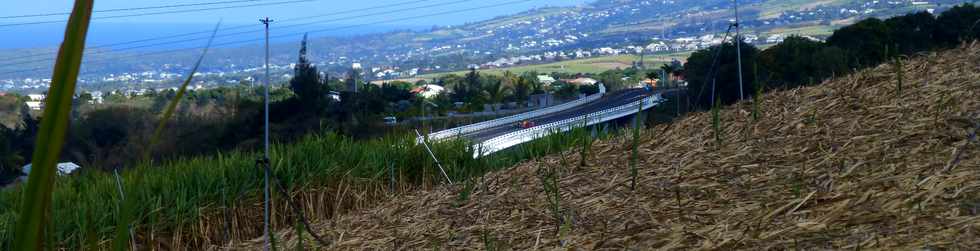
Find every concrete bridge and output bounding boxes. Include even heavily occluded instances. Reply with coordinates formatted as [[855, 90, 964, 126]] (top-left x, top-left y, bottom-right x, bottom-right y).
[[419, 86, 667, 158]]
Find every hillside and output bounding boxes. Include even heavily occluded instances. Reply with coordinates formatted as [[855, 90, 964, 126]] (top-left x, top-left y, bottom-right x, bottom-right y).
[[3, 0, 970, 91], [245, 43, 979, 249]]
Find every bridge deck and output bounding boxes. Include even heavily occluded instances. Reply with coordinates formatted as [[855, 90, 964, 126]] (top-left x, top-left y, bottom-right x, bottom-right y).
[[461, 88, 656, 143]]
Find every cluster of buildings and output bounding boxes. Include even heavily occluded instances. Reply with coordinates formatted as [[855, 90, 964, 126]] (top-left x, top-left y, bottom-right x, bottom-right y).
[[473, 31, 797, 70], [371, 66, 420, 80], [22, 91, 105, 111]]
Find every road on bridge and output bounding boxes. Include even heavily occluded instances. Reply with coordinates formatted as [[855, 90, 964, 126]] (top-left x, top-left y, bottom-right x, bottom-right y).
[[460, 88, 673, 143]]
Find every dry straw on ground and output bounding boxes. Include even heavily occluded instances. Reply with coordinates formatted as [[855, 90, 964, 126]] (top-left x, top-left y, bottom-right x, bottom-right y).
[[238, 43, 980, 250]]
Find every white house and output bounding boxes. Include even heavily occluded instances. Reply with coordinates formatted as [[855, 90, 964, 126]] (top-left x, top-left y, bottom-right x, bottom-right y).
[[27, 94, 45, 101], [90, 91, 104, 104], [21, 162, 82, 181], [645, 42, 670, 52], [25, 101, 42, 110], [537, 75, 557, 85], [766, 34, 785, 44], [565, 77, 599, 86], [411, 84, 445, 99]]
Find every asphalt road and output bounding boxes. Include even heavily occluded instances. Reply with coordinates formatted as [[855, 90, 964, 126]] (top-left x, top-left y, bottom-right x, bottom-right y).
[[462, 88, 658, 143]]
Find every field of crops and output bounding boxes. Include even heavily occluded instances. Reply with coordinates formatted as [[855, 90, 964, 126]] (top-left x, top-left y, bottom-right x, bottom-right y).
[[0, 120, 630, 249]]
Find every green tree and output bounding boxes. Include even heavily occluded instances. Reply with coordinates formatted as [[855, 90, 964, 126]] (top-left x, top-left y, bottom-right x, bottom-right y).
[[578, 84, 599, 95], [0, 128, 24, 177], [449, 68, 486, 110], [597, 69, 626, 91], [554, 83, 578, 99], [885, 11, 938, 55], [811, 46, 850, 81], [935, 4, 980, 46], [826, 18, 893, 68], [464, 68, 483, 102], [512, 75, 532, 105], [684, 40, 760, 109], [659, 64, 674, 87], [758, 36, 826, 88], [289, 34, 330, 112], [483, 79, 510, 112]]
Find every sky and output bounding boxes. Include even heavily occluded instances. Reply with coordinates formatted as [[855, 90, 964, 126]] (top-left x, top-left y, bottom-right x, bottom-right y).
[[0, 0, 591, 49], [1, 0, 592, 25]]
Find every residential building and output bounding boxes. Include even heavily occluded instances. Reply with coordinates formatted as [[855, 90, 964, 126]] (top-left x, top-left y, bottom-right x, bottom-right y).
[[564, 77, 599, 86], [537, 75, 557, 85]]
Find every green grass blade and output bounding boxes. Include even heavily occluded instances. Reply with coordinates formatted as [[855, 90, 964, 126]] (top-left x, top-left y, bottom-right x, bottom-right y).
[[13, 0, 94, 249], [145, 21, 221, 161], [112, 186, 137, 251], [116, 22, 220, 249]]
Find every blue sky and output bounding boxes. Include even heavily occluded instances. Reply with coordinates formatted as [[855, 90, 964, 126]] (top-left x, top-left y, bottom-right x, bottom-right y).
[[0, 0, 592, 48], [1, 0, 592, 25]]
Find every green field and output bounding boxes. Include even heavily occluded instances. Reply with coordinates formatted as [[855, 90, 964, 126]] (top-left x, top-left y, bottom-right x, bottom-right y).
[[417, 51, 692, 79], [753, 0, 851, 19], [759, 23, 837, 37]]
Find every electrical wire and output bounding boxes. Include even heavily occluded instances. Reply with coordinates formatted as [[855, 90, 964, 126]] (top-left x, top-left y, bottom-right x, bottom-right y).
[[0, 0, 277, 19], [3, 0, 474, 67], [0, 0, 314, 28], [6, 0, 440, 61], [0, 0, 538, 77]]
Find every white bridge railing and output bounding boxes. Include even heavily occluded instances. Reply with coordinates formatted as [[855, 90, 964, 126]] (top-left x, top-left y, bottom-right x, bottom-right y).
[[419, 85, 605, 144], [472, 93, 664, 158]]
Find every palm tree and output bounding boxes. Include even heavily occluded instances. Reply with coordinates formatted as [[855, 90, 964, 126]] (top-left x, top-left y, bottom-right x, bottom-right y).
[[660, 64, 674, 88], [483, 79, 511, 113], [513, 76, 531, 105]]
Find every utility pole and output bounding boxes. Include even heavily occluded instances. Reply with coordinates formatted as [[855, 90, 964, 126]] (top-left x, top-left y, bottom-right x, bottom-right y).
[[259, 16, 273, 251], [734, 0, 745, 100]]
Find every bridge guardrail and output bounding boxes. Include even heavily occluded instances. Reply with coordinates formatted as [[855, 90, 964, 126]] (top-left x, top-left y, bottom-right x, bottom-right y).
[[473, 93, 664, 158], [419, 90, 605, 144]]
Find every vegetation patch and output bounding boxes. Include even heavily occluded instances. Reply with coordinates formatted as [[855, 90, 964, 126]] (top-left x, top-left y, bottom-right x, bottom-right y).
[[255, 42, 979, 249]]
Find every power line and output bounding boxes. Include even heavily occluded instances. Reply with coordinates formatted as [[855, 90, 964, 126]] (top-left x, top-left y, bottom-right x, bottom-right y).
[[6, 0, 443, 62], [0, 0, 276, 19], [3, 0, 474, 67], [0, 0, 538, 77], [0, 0, 313, 28]]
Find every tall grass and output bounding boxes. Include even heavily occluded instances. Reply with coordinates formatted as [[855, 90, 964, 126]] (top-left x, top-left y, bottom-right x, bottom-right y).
[[12, 0, 92, 250], [752, 64, 763, 122], [0, 123, 617, 248], [145, 22, 220, 161], [536, 163, 562, 236], [630, 104, 643, 190], [712, 96, 722, 144], [578, 116, 593, 168], [894, 57, 905, 95]]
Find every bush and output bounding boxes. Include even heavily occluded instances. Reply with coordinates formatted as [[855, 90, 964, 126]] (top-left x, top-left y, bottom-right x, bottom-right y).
[[684, 40, 760, 108], [826, 18, 893, 68], [885, 12, 939, 55], [935, 4, 980, 47], [758, 36, 827, 88]]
